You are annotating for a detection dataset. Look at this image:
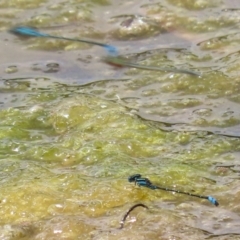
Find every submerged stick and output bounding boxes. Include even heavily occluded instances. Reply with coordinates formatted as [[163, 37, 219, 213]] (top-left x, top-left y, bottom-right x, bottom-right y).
[[119, 203, 149, 229], [104, 56, 201, 76]]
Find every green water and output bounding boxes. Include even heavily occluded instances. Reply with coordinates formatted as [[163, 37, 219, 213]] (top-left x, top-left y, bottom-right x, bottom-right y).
[[1, 0, 240, 239]]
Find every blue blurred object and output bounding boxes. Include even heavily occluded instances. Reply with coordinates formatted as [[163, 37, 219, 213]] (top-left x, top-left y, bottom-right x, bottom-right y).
[[9, 26, 118, 56], [10, 26, 48, 37], [128, 174, 219, 206]]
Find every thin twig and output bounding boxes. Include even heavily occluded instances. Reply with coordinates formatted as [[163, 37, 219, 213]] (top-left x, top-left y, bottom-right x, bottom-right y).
[[119, 203, 148, 229]]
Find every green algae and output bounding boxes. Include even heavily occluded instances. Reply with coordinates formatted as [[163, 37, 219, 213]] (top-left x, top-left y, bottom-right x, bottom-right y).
[[0, 84, 239, 238], [72, 45, 240, 132], [0, 0, 47, 9], [143, 1, 238, 33], [0, 102, 238, 239], [0, 89, 238, 223], [166, 0, 221, 10], [110, 15, 165, 40]]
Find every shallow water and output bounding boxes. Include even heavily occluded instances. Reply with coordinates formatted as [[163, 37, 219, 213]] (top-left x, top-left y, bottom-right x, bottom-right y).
[[1, 0, 240, 239]]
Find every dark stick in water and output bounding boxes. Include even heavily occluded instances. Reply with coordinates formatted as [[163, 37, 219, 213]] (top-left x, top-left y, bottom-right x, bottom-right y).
[[119, 203, 149, 229], [104, 55, 201, 76]]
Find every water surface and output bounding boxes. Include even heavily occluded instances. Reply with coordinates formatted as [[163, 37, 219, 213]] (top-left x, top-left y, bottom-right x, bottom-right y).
[[0, 0, 240, 239]]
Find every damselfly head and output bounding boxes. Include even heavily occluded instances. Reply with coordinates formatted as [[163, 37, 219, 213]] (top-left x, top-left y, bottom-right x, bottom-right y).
[[128, 174, 142, 182], [9, 26, 47, 38]]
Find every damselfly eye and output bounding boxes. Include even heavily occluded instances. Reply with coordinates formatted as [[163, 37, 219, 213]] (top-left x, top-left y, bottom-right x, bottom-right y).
[[128, 174, 141, 182]]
